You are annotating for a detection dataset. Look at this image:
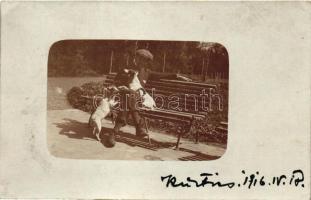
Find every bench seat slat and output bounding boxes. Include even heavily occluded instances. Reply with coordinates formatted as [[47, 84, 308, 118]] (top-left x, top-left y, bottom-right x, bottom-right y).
[[147, 80, 215, 89], [216, 126, 228, 131], [148, 80, 217, 90], [139, 108, 205, 119], [145, 85, 205, 95], [139, 113, 191, 123], [159, 79, 217, 88]]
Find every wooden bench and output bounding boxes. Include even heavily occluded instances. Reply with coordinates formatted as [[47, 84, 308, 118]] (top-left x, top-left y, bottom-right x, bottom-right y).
[[103, 73, 224, 150]]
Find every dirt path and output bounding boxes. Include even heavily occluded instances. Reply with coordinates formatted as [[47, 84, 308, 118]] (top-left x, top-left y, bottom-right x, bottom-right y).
[[47, 109, 226, 160]]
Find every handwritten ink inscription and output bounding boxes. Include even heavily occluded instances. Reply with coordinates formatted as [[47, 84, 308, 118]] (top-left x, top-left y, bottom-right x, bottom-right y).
[[161, 169, 305, 189]]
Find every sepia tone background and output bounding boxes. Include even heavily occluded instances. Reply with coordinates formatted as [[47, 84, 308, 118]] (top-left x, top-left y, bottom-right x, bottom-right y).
[[1, 1, 310, 199]]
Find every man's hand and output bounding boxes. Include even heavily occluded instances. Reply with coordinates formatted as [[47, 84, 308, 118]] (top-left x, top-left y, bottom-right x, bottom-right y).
[[108, 86, 119, 92], [118, 86, 130, 91]]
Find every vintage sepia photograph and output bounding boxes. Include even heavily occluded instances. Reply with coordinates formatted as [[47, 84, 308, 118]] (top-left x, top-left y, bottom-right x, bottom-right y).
[[47, 40, 229, 160], [1, 1, 310, 199]]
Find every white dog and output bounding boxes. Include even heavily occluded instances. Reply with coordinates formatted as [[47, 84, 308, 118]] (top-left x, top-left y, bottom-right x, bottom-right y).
[[142, 91, 156, 110], [118, 69, 156, 110], [89, 94, 117, 141]]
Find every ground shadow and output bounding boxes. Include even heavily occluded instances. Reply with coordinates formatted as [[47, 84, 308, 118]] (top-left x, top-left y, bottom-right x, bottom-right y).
[[100, 127, 177, 151], [54, 118, 96, 141], [54, 118, 175, 150], [177, 148, 220, 161], [54, 118, 219, 160]]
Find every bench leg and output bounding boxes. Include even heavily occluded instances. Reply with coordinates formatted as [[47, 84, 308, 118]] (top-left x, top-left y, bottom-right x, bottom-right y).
[[175, 133, 181, 150], [143, 117, 151, 145], [143, 117, 149, 132], [195, 131, 199, 144], [175, 118, 195, 150], [111, 111, 117, 125]]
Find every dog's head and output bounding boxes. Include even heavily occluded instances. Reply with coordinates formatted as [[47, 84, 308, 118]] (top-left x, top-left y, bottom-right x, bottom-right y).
[[102, 86, 119, 108], [97, 95, 118, 109], [115, 68, 138, 87], [127, 70, 142, 91]]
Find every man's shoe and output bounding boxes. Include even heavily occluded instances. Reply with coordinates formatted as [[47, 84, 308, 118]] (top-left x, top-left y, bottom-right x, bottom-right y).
[[136, 128, 148, 138], [106, 121, 123, 147], [106, 132, 116, 147]]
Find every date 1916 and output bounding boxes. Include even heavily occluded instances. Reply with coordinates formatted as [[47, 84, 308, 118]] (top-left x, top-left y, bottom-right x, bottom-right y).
[[161, 169, 305, 189]]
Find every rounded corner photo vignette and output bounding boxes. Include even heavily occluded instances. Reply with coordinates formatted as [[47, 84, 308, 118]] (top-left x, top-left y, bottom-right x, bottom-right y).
[[47, 40, 229, 161]]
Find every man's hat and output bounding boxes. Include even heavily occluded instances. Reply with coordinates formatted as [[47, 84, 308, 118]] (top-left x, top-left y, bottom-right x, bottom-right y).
[[135, 49, 154, 61]]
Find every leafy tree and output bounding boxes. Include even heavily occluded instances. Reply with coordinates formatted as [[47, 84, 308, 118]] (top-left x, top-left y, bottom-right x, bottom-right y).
[[48, 40, 228, 79]]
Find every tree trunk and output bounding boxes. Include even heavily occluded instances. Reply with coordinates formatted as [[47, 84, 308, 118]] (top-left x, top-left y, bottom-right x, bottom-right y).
[[201, 58, 205, 82], [109, 51, 114, 73], [135, 41, 138, 51], [163, 52, 166, 73], [126, 54, 129, 67], [205, 49, 211, 81]]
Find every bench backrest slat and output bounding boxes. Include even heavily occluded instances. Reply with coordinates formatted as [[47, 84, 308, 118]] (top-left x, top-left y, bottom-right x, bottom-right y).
[[104, 73, 219, 115]]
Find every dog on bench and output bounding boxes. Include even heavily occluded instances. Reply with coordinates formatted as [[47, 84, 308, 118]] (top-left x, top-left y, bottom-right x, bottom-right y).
[[117, 68, 156, 110]]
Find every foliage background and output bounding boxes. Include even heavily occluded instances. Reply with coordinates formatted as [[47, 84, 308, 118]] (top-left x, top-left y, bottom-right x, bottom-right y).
[[48, 40, 229, 79]]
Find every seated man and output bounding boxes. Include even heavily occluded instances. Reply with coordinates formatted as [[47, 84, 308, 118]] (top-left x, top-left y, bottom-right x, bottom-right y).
[[106, 49, 190, 147]]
